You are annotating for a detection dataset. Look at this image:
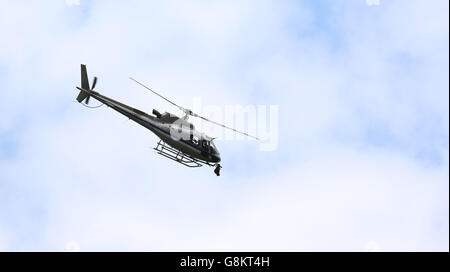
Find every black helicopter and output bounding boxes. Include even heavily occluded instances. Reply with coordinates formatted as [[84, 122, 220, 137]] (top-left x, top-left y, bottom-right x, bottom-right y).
[[75, 64, 258, 176]]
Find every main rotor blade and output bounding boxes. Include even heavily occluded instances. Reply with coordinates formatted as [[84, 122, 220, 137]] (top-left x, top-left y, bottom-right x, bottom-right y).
[[129, 77, 183, 111], [129, 77, 259, 140], [192, 113, 260, 140]]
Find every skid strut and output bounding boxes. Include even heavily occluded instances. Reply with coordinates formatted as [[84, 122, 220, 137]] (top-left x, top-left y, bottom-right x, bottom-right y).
[[154, 140, 212, 168]]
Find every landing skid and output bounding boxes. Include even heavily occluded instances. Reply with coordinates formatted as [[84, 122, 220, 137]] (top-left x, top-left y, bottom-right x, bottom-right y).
[[153, 140, 214, 168]]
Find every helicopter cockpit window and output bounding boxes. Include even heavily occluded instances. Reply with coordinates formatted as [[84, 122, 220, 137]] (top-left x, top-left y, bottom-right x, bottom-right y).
[[200, 140, 212, 152], [202, 140, 208, 149], [210, 141, 218, 154]]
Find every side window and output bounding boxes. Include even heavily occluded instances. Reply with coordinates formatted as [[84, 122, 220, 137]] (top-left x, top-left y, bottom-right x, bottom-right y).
[[201, 141, 210, 151]]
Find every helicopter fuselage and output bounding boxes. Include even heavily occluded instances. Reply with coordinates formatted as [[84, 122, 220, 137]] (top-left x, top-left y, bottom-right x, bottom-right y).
[[77, 87, 221, 164]]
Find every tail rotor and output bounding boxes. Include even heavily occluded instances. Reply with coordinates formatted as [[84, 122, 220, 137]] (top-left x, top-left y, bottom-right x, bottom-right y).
[[76, 64, 98, 105]]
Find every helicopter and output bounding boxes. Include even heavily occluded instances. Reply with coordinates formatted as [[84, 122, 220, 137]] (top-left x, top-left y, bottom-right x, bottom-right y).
[[75, 64, 258, 176]]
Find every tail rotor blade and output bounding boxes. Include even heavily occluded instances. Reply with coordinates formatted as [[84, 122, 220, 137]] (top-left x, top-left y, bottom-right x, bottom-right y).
[[91, 77, 97, 90], [85, 96, 90, 105]]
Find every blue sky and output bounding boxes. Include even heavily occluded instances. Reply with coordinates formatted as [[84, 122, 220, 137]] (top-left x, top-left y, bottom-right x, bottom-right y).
[[0, 0, 448, 251]]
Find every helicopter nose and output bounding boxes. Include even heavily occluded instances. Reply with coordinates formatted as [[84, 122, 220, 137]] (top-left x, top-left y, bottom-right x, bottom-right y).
[[212, 154, 221, 163]]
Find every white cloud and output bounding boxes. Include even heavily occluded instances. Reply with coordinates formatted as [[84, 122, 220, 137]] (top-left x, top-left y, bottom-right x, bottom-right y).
[[366, 0, 380, 6], [65, 241, 81, 252], [0, 227, 10, 251], [6, 143, 445, 251], [0, 0, 448, 251], [365, 241, 381, 252], [65, 0, 80, 7]]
